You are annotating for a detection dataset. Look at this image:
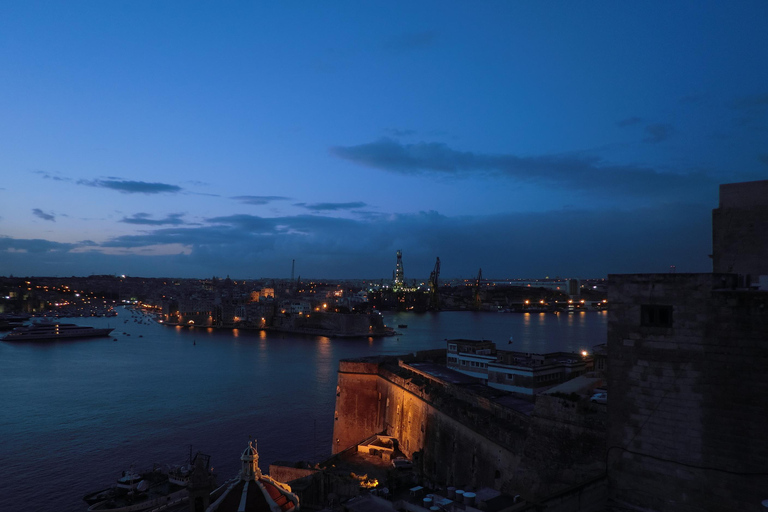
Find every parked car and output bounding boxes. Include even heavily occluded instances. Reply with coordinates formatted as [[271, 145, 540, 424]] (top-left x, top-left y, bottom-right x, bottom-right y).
[[590, 392, 608, 404], [391, 457, 413, 469]]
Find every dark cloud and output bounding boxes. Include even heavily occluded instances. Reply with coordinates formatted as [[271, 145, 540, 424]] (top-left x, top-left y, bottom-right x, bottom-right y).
[[0, 236, 73, 253], [330, 137, 712, 198], [0, 199, 714, 279], [120, 213, 186, 226], [79, 179, 182, 194], [617, 117, 643, 127], [643, 123, 673, 143], [729, 93, 768, 109], [33, 170, 71, 182], [32, 209, 55, 222], [384, 31, 438, 51], [385, 128, 417, 137], [295, 202, 367, 211], [232, 196, 291, 206]]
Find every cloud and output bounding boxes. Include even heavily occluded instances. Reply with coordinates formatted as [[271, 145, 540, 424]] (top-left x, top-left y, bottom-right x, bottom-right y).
[[385, 128, 417, 137], [79, 178, 182, 194], [330, 137, 713, 198], [643, 123, 673, 143], [32, 209, 55, 222], [0, 236, 74, 253], [295, 202, 367, 211], [617, 117, 643, 127], [729, 93, 768, 109], [232, 196, 291, 206], [33, 170, 71, 182], [120, 213, 186, 226], [0, 197, 715, 279]]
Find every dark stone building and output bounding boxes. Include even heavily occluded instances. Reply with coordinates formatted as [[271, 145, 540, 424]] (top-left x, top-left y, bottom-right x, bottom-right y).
[[607, 180, 768, 511]]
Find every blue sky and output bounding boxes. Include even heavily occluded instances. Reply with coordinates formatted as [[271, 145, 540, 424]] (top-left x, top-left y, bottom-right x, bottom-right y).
[[1, 1, 766, 280]]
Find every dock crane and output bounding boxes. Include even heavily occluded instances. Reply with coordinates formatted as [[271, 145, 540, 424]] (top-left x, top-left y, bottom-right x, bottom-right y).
[[473, 268, 483, 310], [428, 257, 440, 310]]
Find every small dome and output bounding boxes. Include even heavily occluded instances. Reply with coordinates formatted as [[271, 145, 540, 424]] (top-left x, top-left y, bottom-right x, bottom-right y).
[[241, 440, 258, 462]]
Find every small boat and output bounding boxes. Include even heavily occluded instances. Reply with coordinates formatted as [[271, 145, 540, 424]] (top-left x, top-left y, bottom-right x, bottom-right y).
[[398, 324, 408, 328]]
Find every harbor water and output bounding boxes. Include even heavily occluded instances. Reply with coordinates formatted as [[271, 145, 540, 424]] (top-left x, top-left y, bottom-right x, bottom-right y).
[[0, 308, 607, 511]]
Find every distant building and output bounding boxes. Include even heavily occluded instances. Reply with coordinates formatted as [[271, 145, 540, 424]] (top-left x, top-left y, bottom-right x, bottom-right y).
[[568, 278, 580, 297], [446, 339, 591, 395]]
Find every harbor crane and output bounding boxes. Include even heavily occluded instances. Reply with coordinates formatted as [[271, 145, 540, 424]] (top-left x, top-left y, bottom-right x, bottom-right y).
[[428, 257, 440, 310], [473, 268, 483, 310]]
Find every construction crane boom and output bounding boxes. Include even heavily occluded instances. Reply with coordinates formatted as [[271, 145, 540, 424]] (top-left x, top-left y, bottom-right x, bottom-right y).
[[428, 257, 440, 310]]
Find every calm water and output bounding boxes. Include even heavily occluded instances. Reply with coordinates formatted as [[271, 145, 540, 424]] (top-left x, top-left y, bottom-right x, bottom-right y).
[[0, 308, 606, 512]]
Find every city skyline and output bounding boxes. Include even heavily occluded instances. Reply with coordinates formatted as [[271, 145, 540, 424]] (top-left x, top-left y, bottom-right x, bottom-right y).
[[1, 2, 767, 279]]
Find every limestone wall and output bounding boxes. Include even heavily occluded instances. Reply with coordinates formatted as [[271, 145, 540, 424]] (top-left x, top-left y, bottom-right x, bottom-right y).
[[332, 355, 609, 501], [607, 273, 768, 511]]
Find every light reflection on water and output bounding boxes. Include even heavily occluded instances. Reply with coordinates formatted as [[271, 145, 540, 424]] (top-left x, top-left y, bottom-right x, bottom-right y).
[[0, 308, 606, 512]]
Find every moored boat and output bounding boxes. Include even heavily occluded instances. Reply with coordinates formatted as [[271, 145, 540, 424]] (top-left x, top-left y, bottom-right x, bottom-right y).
[[2, 321, 113, 341], [85, 467, 188, 512]]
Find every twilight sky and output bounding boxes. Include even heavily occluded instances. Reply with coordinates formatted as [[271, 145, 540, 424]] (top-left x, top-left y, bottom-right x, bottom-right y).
[[1, 1, 767, 280]]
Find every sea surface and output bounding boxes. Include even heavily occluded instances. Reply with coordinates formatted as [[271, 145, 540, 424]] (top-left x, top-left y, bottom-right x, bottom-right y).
[[0, 308, 607, 512]]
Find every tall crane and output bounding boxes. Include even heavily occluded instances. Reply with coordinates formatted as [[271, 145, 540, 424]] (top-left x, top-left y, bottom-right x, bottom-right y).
[[394, 250, 405, 290], [428, 257, 440, 310], [473, 268, 483, 310]]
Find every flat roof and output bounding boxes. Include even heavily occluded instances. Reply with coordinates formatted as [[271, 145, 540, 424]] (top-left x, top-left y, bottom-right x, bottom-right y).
[[409, 362, 478, 385], [407, 362, 535, 416]]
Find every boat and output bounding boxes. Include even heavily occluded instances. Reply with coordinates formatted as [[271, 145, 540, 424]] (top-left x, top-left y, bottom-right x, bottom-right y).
[[84, 453, 214, 512], [83, 469, 145, 506], [85, 468, 189, 512], [1, 321, 114, 341], [0, 313, 31, 331]]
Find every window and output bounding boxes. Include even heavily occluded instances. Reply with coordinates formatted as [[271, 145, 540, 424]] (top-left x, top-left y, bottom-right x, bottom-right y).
[[641, 304, 674, 327]]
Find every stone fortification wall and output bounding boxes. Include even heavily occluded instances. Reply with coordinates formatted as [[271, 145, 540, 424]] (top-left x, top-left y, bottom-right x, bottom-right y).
[[268, 464, 318, 485], [607, 273, 768, 511], [272, 312, 375, 336], [512, 394, 607, 497], [333, 353, 608, 501], [332, 355, 529, 491], [332, 360, 384, 453]]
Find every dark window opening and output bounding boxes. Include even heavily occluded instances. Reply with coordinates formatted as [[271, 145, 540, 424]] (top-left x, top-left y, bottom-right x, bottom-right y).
[[641, 304, 674, 327]]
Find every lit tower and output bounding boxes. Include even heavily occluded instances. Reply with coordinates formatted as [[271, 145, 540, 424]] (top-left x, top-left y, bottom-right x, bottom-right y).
[[394, 250, 405, 291]]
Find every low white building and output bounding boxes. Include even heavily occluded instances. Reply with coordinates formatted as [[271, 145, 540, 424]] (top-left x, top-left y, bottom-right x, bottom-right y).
[[447, 339, 591, 395]]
